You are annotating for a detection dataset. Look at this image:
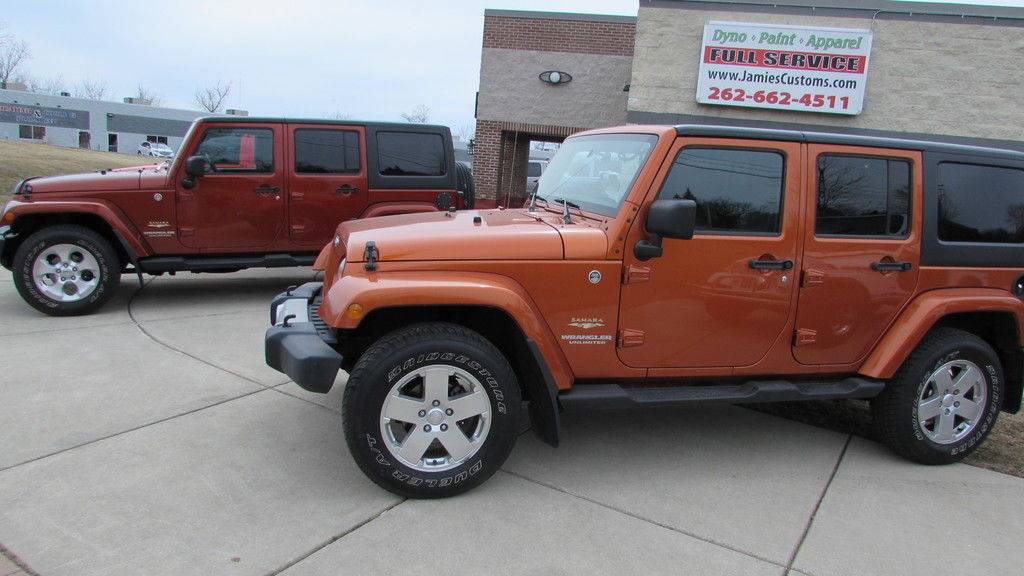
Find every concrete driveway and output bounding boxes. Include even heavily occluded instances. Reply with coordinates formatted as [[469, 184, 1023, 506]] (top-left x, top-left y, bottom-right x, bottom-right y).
[[1, 269, 1022, 576]]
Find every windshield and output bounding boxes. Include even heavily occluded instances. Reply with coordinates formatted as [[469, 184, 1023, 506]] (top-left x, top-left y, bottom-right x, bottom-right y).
[[536, 133, 658, 217]]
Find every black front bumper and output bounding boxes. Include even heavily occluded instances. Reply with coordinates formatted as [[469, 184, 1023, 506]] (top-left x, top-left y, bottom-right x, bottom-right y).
[[264, 282, 342, 393], [0, 225, 13, 270]]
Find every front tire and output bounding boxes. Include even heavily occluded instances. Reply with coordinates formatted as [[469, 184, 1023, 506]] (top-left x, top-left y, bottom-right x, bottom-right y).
[[871, 328, 1002, 464], [343, 322, 522, 498], [12, 225, 121, 316]]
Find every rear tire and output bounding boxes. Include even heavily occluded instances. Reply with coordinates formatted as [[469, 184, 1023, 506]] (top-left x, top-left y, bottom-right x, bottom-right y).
[[12, 225, 121, 316], [871, 328, 1002, 464], [343, 322, 521, 498]]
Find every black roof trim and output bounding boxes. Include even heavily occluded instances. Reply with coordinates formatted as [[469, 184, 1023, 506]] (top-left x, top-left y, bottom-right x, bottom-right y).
[[197, 116, 449, 131], [643, 0, 1024, 21], [484, 9, 636, 24]]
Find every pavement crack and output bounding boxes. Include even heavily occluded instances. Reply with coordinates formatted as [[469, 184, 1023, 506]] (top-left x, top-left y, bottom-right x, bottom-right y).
[[264, 498, 407, 575], [784, 434, 852, 574], [499, 468, 787, 570]]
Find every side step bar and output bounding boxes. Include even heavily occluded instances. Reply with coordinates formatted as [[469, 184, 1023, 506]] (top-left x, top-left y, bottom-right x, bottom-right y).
[[559, 378, 885, 411], [138, 253, 316, 274]]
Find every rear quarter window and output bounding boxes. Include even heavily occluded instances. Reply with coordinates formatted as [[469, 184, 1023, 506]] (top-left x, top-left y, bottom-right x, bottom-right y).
[[377, 132, 446, 176], [938, 162, 1024, 244]]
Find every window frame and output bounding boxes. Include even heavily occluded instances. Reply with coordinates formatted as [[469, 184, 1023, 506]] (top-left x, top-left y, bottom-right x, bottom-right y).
[[196, 126, 275, 175], [813, 152, 914, 241], [658, 145, 788, 238], [293, 127, 362, 175]]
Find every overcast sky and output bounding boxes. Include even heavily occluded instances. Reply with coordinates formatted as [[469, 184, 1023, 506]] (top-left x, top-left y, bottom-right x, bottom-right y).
[[4, 0, 1022, 132]]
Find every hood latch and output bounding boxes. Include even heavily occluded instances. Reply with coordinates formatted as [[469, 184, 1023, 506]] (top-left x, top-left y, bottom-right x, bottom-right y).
[[363, 241, 379, 272]]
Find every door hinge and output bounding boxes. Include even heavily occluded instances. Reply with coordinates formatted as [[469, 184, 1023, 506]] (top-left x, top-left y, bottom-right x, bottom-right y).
[[801, 269, 824, 287], [622, 264, 651, 284], [618, 329, 645, 348], [290, 191, 305, 201], [290, 224, 306, 235], [179, 227, 194, 237], [794, 328, 818, 347]]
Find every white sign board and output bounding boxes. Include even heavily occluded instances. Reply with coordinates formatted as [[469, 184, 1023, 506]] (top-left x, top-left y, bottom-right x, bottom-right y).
[[696, 21, 873, 115]]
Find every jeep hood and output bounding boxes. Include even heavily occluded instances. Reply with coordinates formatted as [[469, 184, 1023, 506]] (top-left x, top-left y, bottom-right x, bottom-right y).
[[23, 167, 168, 193], [338, 209, 608, 262]]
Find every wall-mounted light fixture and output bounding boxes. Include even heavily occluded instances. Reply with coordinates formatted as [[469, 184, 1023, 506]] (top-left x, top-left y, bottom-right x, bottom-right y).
[[539, 71, 572, 85]]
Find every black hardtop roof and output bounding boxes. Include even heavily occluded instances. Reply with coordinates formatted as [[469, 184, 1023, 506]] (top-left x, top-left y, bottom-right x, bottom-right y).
[[673, 124, 1024, 162], [197, 115, 450, 131]]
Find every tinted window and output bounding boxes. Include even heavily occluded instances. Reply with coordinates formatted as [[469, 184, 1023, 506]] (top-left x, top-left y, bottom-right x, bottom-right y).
[[816, 156, 911, 237], [939, 162, 1024, 244], [196, 127, 273, 173], [659, 148, 784, 234], [377, 132, 445, 176], [295, 129, 360, 174], [527, 162, 542, 177]]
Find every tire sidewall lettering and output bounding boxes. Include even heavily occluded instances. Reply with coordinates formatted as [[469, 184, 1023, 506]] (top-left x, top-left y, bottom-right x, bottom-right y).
[[912, 348, 1000, 455]]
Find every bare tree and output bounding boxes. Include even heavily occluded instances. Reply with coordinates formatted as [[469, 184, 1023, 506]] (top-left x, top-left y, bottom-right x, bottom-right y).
[[194, 80, 231, 113], [76, 77, 107, 100], [332, 111, 352, 120], [454, 124, 473, 142], [27, 74, 65, 95], [134, 84, 161, 106], [0, 37, 30, 89], [400, 104, 430, 124]]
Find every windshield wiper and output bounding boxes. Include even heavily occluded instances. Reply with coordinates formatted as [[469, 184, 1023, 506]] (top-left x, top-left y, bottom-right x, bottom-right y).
[[554, 197, 581, 210], [529, 193, 547, 211]]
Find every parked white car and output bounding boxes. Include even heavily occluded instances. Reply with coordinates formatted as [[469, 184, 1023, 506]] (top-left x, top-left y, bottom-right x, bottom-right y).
[[137, 141, 175, 158]]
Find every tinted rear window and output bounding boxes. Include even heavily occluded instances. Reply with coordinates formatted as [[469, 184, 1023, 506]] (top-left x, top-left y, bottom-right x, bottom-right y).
[[816, 155, 911, 237], [939, 163, 1024, 244], [294, 129, 360, 173], [377, 132, 446, 176]]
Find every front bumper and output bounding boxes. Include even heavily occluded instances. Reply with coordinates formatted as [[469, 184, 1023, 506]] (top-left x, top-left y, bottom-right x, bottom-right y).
[[264, 282, 342, 393], [0, 225, 14, 270]]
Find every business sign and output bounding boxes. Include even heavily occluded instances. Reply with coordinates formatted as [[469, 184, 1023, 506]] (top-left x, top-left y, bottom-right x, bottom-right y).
[[0, 103, 89, 129], [696, 21, 872, 115]]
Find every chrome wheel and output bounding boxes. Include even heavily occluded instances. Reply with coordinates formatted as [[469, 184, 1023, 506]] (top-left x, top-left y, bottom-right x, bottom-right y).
[[917, 359, 988, 445], [31, 243, 101, 302], [379, 365, 491, 472]]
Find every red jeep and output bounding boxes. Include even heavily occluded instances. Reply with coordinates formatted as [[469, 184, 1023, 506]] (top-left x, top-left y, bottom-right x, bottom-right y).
[[0, 117, 474, 315]]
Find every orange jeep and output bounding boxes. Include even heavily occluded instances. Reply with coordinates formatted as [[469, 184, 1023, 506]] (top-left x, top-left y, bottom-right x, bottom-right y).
[[265, 124, 1024, 497]]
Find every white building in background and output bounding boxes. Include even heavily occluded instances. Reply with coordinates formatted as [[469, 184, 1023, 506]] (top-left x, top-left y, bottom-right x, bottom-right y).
[[0, 88, 215, 155]]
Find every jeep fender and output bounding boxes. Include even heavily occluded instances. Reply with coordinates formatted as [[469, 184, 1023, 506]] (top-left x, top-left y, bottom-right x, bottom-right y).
[[360, 202, 438, 219], [860, 288, 1024, 379], [312, 243, 331, 271], [320, 271, 573, 445], [5, 198, 151, 258]]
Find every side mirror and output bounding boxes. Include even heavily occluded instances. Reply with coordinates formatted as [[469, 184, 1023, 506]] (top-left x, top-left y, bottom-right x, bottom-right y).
[[635, 199, 696, 261], [184, 155, 209, 177]]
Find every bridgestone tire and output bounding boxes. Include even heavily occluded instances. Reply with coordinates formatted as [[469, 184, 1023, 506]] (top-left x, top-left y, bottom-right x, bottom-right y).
[[871, 327, 1002, 465], [12, 225, 121, 316], [343, 322, 521, 498]]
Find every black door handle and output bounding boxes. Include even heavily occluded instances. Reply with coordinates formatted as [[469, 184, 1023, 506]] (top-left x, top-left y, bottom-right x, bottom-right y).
[[255, 185, 280, 195], [871, 261, 913, 272], [749, 259, 793, 270], [336, 185, 359, 195]]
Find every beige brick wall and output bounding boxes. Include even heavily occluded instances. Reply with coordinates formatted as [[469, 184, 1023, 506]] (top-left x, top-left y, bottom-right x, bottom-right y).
[[629, 7, 1024, 140], [478, 48, 633, 129]]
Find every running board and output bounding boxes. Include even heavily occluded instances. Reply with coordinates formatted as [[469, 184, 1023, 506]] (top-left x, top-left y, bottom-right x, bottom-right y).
[[138, 253, 316, 274], [558, 378, 885, 411]]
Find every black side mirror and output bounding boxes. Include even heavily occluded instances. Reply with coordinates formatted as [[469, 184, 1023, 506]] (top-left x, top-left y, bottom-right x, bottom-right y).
[[635, 199, 696, 261], [184, 155, 209, 177]]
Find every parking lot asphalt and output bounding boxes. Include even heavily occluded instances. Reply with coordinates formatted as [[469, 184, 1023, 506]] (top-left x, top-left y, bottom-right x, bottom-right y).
[[1, 269, 1022, 576]]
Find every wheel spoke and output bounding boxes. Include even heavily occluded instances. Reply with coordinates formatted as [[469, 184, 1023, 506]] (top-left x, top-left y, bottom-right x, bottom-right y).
[[957, 398, 982, 421], [932, 368, 954, 392], [935, 411, 956, 442], [397, 428, 434, 464], [437, 427, 474, 462], [422, 367, 450, 405], [952, 365, 982, 391], [448, 388, 490, 419], [382, 395, 425, 424], [918, 396, 942, 423]]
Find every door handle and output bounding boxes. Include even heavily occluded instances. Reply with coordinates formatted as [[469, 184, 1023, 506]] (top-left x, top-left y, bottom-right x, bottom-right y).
[[871, 261, 913, 272], [336, 185, 359, 195], [255, 185, 280, 195], [749, 259, 793, 270]]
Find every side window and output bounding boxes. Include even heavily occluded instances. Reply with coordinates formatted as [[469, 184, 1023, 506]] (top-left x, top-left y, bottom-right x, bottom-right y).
[[939, 162, 1024, 244], [527, 162, 542, 177], [294, 129, 360, 174], [659, 148, 785, 234], [816, 155, 911, 237], [196, 127, 274, 173], [377, 132, 445, 176]]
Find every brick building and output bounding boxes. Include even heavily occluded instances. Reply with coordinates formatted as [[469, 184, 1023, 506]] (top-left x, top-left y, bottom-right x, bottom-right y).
[[473, 0, 1024, 206]]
